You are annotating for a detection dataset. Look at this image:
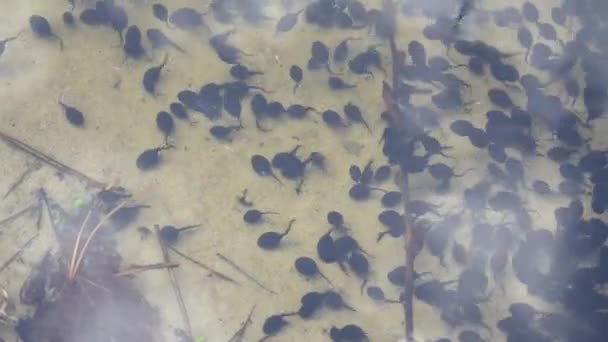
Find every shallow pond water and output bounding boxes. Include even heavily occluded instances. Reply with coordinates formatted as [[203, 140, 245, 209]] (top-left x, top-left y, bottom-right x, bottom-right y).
[[1, 0, 608, 341]]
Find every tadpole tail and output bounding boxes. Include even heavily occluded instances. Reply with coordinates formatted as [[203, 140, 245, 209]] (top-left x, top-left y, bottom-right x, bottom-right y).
[[281, 219, 296, 237], [160, 52, 169, 69], [270, 172, 283, 185], [326, 63, 341, 76], [255, 119, 271, 133], [376, 231, 387, 242], [4, 31, 22, 43], [170, 41, 187, 53], [320, 271, 335, 287], [295, 177, 305, 195], [454, 167, 474, 177], [363, 120, 372, 134], [359, 278, 368, 295], [177, 224, 201, 232], [52, 34, 64, 51]]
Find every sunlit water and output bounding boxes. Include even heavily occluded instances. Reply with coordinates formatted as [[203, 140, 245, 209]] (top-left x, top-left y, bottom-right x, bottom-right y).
[[0, 0, 606, 341]]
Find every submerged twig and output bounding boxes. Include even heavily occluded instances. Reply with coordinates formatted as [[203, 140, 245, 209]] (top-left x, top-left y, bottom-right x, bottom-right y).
[[168, 245, 238, 284], [0, 232, 40, 273], [383, 1, 416, 340], [38, 188, 62, 236], [228, 304, 256, 342], [216, 252, 277, 295], [114, 262, 179, 277], [0, 203, 38, 229], [0, 130, 105, 189], [3, 163, 39, 199], [155, 226, 194, 341]]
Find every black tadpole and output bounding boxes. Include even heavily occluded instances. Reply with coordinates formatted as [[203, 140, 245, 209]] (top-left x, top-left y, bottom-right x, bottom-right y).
[[159, 224, 200, 244], [230, 64, 263, 80], [124, 25, 146, 59], [333, 37, 361, 63], [58, 93, 85, 127], [237, 189, 254, 207], [30, 15, 63, 50], [348, 252, 370, 293], [344, 103, 371, 132], [243, 209, 279, 224], [156, 111, 174, 144], [289, 65, 303, 93], [257, 219, 295, 250], [251, 155, 283, 184], [210, 125, 240, 141], [294, 256, 333, 285], [328, 76, 356, 90], [136, 145, 174, 170], [143, 53, 169, 95], [169, 102, 191, 122], [152, 3, 171, 28], [259, 312, 297, 341], [275, 9, 304, 34], [146, 29, 186, 53], [109, 5, 128, 45], [322, 110, 348, 128], [324, 290, 356, 311]]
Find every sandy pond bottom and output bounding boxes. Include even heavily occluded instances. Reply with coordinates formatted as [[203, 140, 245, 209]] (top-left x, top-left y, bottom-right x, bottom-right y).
[[0, 0, 606, 341]]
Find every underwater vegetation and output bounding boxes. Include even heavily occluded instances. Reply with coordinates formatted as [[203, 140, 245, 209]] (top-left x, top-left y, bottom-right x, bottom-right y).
[[1, 0, 608, 341]]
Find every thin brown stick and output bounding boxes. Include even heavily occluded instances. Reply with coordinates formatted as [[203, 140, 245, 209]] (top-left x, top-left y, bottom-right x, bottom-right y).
[[155, 226, 194, 341], [383, 1, 415, 340], [69, 200, 128, 280], [0, 232, 39, 273], [168, 246, 238, 284], [0, 203, 37, 229], [3, 164, 38, 199], [114, 262, 179, 277], [0, 130, 105, 189], [228, 304, 256, 342], [216, 253, 277, 295]]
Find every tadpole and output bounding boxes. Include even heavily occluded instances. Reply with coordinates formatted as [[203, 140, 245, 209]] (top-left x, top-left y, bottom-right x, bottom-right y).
[[324, 290, 356, 311], [328, 76, 356, 90], [30, 15, 63, 50], [257, 219, 295, 250], [275, 9, 304, 34], [143, 53, 169, 95], [152, 3, 170, 27], [146, 29, 186, 53], [58, 93, 85, 127], [210, 125, 240, 141], [295, 256, 333, 285], [159, 224, 200, 244], [230, 64, 263, 80], [136, 145, 173, 170], [289, 65, 303, 93], [251, 155, 282, 184], [243, 209, 278, 224], [344, 103, 371, 132], [156, 111, 174, 144], [124, 25, 146, 59], [260, 313, 296, 341]]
